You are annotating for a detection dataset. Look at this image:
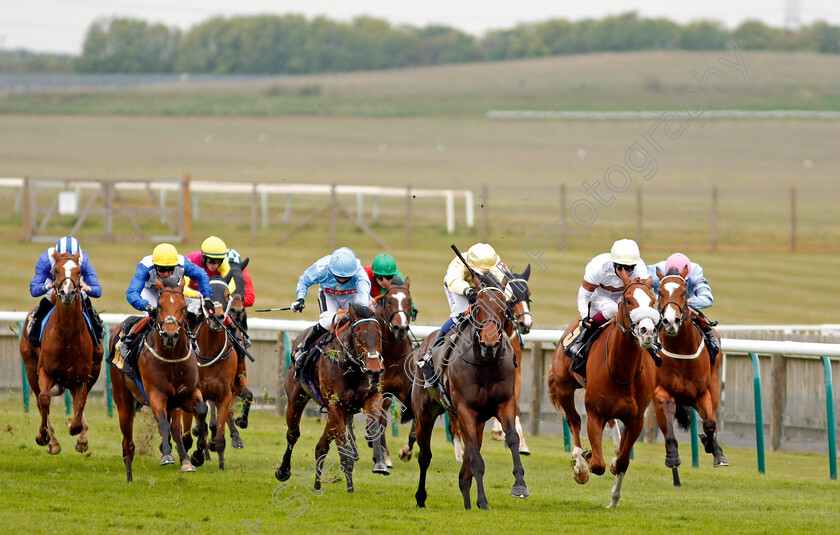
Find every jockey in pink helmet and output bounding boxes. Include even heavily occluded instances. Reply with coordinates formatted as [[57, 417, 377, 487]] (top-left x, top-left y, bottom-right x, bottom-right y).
[[647, 252, 719, 361]]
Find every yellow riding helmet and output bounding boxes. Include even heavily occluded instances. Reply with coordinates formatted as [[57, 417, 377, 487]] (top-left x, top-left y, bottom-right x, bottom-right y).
[[152, 243, 179, 267], [201, 236, 227, 259], [466, 243, 499, 271]]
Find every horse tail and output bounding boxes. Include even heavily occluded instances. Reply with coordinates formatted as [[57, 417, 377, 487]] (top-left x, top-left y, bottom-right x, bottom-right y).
[[675, 405, 692, 431]]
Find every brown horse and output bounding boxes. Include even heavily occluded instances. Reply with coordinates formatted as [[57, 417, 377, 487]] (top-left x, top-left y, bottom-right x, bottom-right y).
[[110, 276, 208, 481], [548, 272, 659, 508], [180, 275, 238, 470], [368, 277, 414, 468], [412, 271, 528, 510], [276, 303, 386, 493], [226, 257, 254, 436], [20, 250, 103, 455], [653, 266, 727, 486]]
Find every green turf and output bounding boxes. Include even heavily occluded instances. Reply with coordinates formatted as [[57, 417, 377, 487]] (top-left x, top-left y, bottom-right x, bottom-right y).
[[0, 398, 837, 534]]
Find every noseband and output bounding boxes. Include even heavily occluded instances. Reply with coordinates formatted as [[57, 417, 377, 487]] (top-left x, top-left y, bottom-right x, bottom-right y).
[[154, 287, 187, 336], [334, 317, 382, 373], [52, 262, 80, 301], [615, 281, 661, 336]]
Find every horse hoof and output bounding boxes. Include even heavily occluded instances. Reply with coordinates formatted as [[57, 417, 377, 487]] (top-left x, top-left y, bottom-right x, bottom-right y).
[[219, 461, 225, 470], [384, 457, 393, 469], [573, 470, 589, 485], [491, 430, 505, 441], [182, 435, 193, 451], [714, 457, 729, 467], [181, 461, 196, 473], [234, 417, 248, 429], [398, 447, 412, 462], [519, 446, 531, 456], [191, 425, 200, 437], [160, 454, 175, 466], [511, 485, 530, 498], [209, 441, 216, 452], [190, 451, 205, 467], [665, 455, 682, 468], [231, 437, 244, 449], [276, 467, 290, 482], [346, 487, 354, 494], [372, 462, 390, 475], [35, 434, 49, 447], [75, 441, 88, 454], [609, 458, 617, 475], [47, 443, 61, 455]]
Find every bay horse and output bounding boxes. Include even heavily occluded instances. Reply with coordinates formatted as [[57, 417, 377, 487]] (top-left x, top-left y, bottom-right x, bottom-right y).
[[547, 272, 659, 508], [412, 271, 528, 510], [653, 266, 727, 486], [276, 303, 386, 493], [226, 257, 254, 436], [109, 276, 208, 481], [20, 250, 103, 454], [368, 277, 414, 468], [180, 275, 238, 470]]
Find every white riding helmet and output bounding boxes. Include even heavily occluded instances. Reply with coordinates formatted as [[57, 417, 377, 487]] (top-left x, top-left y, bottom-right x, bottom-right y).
[[466, 243, 500, 271], [610, 239, 641, 265]]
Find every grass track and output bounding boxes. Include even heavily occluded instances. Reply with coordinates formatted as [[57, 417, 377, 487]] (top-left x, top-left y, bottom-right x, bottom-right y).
[[0, 399, 837, 534]]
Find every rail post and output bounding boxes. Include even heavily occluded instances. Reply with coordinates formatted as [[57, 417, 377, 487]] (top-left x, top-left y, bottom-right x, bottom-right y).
[[690, 409, 700, 468], [821, 356, 837, 480], [750, 352, 766, 474]]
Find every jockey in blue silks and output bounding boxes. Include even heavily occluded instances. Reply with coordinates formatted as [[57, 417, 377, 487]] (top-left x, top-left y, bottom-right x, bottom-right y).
[[119, 243, 213, 362], [28, 236, 104, 347], [647, 252, 720, 360], [289, 247, 371, 382]]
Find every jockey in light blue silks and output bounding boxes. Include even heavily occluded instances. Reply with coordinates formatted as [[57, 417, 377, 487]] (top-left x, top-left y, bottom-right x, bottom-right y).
[[647, 252, 720, 360], [28, 236, 104, 347], [289, 247, 371, 382]]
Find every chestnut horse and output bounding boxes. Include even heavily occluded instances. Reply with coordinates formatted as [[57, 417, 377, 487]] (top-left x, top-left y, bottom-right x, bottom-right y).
[[20, 250, 103, 454], [548, 273, 659, 508], [412, 271, 528, 510], [276, 303, 386, 493], [109, 276, 208, 481], [368, 277, 414, 468], [180, 275, 238, 470], [653, 266, 727, 486]]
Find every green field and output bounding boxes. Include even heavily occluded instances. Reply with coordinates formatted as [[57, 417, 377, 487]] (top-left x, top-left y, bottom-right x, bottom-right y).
[[0, 399, 837, 534]]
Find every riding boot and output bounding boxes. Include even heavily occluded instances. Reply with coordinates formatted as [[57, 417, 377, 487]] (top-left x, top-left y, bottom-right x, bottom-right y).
[[294, 324, 327, 383], [566, 322, 595, 375], [647, 339, 663, 367], [700, 324, 720, 366], [186, 311, 202, 331], [420, 329, 447, 388], [27, 297, 52, 348], [83, 297, 104, 347]]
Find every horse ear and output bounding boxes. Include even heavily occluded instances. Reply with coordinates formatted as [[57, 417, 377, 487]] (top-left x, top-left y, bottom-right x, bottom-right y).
[[154, 277, 164, 290], [656, 267, 664, 280], [404, 277, 410, 289], [179, 277, 186, 290], [618, 269, 631, 287], [73, 250, 80, 262], [522, 264, 531, 280], [52, 249, 61, 262], [644, 276, 654, 289], [348, 303, 358, 320], [680, 265, 690, 279], [240, 258, 249, 270]]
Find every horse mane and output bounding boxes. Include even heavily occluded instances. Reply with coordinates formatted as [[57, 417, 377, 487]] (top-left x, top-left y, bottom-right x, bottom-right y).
[[665, 267, 680, 277], [350, 303, 375, 319], [390, 276, 405, 286], [160, 275, 180, 288], [479, 270, 503, 289]]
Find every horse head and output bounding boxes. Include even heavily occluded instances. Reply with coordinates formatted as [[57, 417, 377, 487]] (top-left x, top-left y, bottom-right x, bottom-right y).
[[51, 250, 82, 307], [656, 265, 690, 336], [616, 270, 661, 350], [472, 270, 510, 359], [507, 264, 532, 334], [207, 275, 231, 331], [154, 276, 187, 349], [376, 276, 412, 341], [225, 257, 248, 326], [347, 303, 383, 381]]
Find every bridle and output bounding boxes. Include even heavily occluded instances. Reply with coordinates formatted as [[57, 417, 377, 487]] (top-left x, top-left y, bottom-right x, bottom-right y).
[[152, 287, 188, 336], [470, 285, 514, 350], [51, 259, 81, 303], [657, 274, 688, 324], [376, 285, 412, 330], [333, 317, 382, 375], [615, 281, 661, 337], [507, 277, 532, 326]]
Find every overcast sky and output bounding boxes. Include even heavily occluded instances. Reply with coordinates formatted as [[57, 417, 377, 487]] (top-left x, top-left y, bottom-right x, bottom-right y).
[[3, 0, 839, 54]]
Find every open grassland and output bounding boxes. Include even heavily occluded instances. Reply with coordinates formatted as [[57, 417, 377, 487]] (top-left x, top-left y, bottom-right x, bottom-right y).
[[0, 399, 838, 534], [2, 51, 840, 116]]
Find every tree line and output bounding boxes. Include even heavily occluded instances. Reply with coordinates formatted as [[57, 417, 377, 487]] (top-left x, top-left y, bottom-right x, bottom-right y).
[[10, 11, 840, 74]]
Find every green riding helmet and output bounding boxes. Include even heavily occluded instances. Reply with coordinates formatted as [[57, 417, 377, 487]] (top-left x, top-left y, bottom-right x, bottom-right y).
[[372, 254, 398, 277]]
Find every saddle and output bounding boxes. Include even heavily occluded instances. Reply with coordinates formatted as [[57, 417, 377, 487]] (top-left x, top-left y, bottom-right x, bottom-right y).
[[107, 316, 152, 407], [30, 306, 98, 348], [560, 321, 610, 379]]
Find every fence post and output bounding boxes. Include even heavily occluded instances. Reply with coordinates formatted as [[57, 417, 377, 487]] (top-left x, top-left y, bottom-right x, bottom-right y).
[[749, 352, 766, 474], [711, 185, 718, 253], [529, 342, 543, 436], [445, 191, 455, 234], [771, 354, 787, 451], [790, 187, 797, 252], [406, 184, 412, 247], [690, 409, 700, 467], [563, 417, 571, 452], [821, 357, 837, 480], [261, 190, 269, 229]]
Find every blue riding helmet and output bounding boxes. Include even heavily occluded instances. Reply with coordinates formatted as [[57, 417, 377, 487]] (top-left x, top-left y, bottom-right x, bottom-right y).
[[56, 236, 80, 255], [328, 247, 358, 278]]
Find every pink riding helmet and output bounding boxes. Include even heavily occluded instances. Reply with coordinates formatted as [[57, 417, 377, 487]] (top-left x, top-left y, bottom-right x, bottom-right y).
[[665, 253, 691, 276]]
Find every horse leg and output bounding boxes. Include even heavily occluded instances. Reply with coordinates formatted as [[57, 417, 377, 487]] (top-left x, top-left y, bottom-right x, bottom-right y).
[[149, 393, 175, 466], [312, 411, 340, 494], [276, 379, 306, 482], [414, 410, 437, 508], [585, 412, 607, 476], [399, 422, 416, 462], [500, 401, 529, 498], [607, 417, 644, 509], [364, 394, 390, 475], [607, 419, 622, 458], [181, 411, 194, 452], [214, 392, 233, 470], [74, 412, 90, 453], [66, 383, 88, 437], [168, 408, 193, 473], [189, 392, 209, 468], [452, 419, 464, 462], [36, 366, 60, 454], [207, 401, 218, 453], [695, 390, 729, 467], [457, 409, 487, 510], [491, 417, 504, 440], [228, 411, 243, 449], [111, 369, 136, 481], [378, 396, 392, 468], [655, 389, 682, 471]]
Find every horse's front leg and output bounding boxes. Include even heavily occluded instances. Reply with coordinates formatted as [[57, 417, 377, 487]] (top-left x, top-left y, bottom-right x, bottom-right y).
[[654, 388, 681, 470], [585, 411, 607, 476], [214, 392, 234, 470], [695, 389, 729, 467], [148, 392, 175, 466], [457, 408, 487, 510], [67, 382, 88, 437], [74, 412, 90, 453], [170, 408, 195, 473], [363, 393, 390, 475], [185, 390, 209, 468], [399, 422, 416, 462], [608, 416, 645, 509], [276, 377, 307, 483], [36, 365, 60, 454], [227, 411, 243, 449], [499, 400, 529, 498]]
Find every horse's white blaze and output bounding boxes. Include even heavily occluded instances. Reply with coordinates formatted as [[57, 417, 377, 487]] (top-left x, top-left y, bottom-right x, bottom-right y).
[[391, 291, 409, 325], [519, 302, 532, 328], [59, 260, 79, 294], [664, 305, 678, 324], [169, 296, 174, 304], [632, 287, 652, 309], [663, 281, 680, 295]]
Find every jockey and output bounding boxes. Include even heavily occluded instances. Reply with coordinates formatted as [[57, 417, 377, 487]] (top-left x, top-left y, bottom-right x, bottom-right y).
[[418, 243, 513, 387], [290, 247, 371, 382], [183, 235, 230, 328], [120, 243, 213, 360], [364, 253, 404, 297], [648, 252, 720, 359], [225, 247, 255, 327], [566, 239, 658, 371], [27, 236, 104, 347]]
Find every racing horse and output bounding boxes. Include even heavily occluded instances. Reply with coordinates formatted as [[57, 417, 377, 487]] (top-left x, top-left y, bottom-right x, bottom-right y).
[[653, 266, 727, 486], [109, 276, 208, 481], [276, 303, 386, 493], [225, 257, 254, 436], [412, 270, 528, 510], [20, 250, 103, 455], [180, 275, 238, 470], [548, 272, 659, 508]]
